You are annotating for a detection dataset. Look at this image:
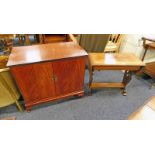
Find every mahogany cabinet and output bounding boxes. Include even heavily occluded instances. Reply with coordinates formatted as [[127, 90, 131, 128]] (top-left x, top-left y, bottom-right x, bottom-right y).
[[7, 42, 88, 111]]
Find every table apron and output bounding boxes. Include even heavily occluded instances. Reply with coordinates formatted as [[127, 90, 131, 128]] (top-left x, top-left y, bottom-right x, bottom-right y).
[[93, 66, 141, 71]]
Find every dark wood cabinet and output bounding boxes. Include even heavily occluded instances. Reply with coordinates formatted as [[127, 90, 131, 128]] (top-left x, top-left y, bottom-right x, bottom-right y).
[[11, 62, 56, 104], [7, 42, 88, 111]]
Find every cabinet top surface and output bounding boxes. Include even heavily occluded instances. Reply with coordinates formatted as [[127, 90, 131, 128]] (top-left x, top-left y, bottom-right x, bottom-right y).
[[7, 42, 88, 66]]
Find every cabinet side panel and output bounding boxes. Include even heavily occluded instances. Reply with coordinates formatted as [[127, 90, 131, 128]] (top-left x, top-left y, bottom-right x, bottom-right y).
[[52, 57, 86, 96]]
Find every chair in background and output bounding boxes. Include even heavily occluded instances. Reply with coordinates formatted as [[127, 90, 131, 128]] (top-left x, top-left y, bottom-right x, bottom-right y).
[[141, 37, 155, 61], [15, 34, 40, 45], [0, 67, 23, 112], [104, 34, 124, 53], [141, 37, 155, 88], [0, 34, 14, 55]]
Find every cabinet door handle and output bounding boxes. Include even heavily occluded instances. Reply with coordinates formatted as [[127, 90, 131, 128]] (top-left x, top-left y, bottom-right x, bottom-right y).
[[51, 75, 57, 81], [54, 75, 57, 81]]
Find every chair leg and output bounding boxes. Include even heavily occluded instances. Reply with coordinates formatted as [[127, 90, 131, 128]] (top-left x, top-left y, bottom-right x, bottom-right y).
[[15, 100, 23, 112]]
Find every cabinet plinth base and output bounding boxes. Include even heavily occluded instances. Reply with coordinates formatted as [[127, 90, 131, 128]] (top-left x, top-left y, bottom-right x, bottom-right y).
[[25, 91, 84, 112]]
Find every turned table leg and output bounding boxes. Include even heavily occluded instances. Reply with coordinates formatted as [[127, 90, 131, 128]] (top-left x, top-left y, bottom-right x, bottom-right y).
[[121, 71, 132, 96]]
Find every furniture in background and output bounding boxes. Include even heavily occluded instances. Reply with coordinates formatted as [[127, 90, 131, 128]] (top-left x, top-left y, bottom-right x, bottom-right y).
[[7, 42, 88, 112], [42, 34, 67, 43], [141, 37, 155, 88], [141, 37, 155, 61], [0, 34, 77, 47], [104, 34, 124, 53], [0, 68, 23, 112], [0, 34, 15, 55], [16, 34, 29, 45], [88, 53, 145, 96], [144, 62, 155, 89], [40, 34, 77, 44], [78, 34, 110, 52], [129, 96, 155, 120], [0, 55, 9, 69], [15, 34, 39, 45]]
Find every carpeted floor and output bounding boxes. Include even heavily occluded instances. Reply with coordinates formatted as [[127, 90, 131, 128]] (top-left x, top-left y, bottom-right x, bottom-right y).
[[0, 70, 155, 120]]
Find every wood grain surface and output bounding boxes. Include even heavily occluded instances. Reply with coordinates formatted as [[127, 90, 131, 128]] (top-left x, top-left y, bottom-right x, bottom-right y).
[[89, 53, 145, 67], [7, 42, 88, 67]]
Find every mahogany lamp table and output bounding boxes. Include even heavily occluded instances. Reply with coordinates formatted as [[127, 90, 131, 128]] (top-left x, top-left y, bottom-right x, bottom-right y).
[[88, 53, 145, 96], [7, 42, 88, 112]]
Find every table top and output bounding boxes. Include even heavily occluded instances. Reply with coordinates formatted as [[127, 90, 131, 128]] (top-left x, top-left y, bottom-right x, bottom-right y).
[[89, 53, 145, 67], [7, 42, 88, 67]]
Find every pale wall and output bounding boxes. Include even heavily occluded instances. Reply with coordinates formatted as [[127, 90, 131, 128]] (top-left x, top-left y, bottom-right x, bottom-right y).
[[120, 34, 155, 63]]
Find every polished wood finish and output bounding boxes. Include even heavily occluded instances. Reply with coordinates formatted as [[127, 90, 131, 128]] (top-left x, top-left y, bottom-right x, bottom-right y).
[[7, 42, 87, 66], [8, 42, 88, 111], [42, 34, 67, 43], [129, 96, 155, 120], [91, 82, 125, 88], [52, 58, 85, 96], [40, 34, 77, 44], [89, 53, 145, 67], [11, 62, 56, 104], [88, 53, 145, 96]]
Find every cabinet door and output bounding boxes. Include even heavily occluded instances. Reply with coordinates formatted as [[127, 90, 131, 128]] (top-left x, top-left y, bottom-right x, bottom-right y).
[[52, 57, 85, 96], [11, 62, 56, 104]]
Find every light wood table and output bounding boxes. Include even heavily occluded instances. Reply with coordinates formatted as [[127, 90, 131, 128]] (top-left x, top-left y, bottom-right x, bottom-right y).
[[88, 53, 145, 96]]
